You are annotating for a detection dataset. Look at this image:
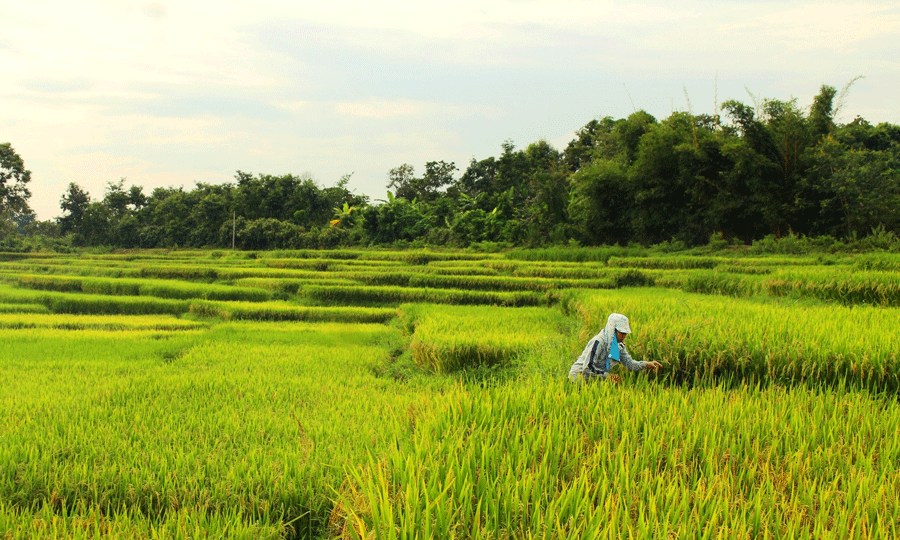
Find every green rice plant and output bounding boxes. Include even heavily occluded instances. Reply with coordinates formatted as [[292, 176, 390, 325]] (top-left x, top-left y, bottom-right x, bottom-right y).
[[138, 265, 220, 280], [0, 261, 146, 279], [510, 263, 610, 279], [398, 303, 570, 372], [6, 274, 272, 302], [0, 321, 454, 537], [560, 287, 900, 391], [233, 277, 360, 294], [262, 249, 363, 260], [137, 280, 271, 302], [0, 252, 59, 262], [427, 259, 511, 270], [481, 259, 528, 273], [415, 265, 500, 277], [349, 271, 416, 287], [332, 377, 900, 539], [0, 283, 51, 304], [46, 293, 191, 315], [407, 273, 616, 292], [765, 268, 900, 306], [298, 284, 545, 307], [262, 258, 333, 271], [5, 247, 900, 538], [0, 313, 206, 331], [607, 255, 723, 269], [681, 269, 763, 297], [189, 300, 397, 323], [504, 245, 645, 262], [0, 500, 289, 539], [0, 302, 49, 314], [853, 252, 900, 272], [216, 265, 398, 281], [713, 254, 828, 267], [0, 285, 190, 315], [4, 273, 91, 293], [395, 250, 494, 265], [714, 264, 772, 275]]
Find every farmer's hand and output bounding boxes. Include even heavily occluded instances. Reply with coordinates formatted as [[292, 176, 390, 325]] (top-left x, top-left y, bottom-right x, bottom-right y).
[[608, 374, 621, 384], [645, 361, 662, 372]]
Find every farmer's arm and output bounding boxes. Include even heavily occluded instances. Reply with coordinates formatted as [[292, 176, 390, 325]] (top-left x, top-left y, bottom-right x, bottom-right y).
[[618, 344, 659, 372]]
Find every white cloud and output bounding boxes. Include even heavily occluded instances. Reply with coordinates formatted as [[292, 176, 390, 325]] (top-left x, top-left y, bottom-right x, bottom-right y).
[[2, 0, 898, 220], [334, 99, 424, 118]]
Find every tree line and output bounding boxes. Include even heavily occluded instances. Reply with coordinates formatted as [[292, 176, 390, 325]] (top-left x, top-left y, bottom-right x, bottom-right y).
[[2, 83, 899, 251]]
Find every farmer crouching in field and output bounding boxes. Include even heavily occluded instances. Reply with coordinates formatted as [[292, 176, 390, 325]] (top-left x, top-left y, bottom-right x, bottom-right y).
[[568, 313, 662, 383]]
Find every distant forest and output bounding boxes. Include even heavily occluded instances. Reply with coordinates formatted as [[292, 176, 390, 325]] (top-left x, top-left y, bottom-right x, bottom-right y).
[[3, 83, 899, 252]]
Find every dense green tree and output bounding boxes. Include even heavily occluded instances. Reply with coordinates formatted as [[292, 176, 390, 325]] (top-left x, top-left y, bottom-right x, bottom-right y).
[[103, 179, 133, 219], [361, 192, 432, 244], [563, 112, 656, 172], [568, 159, 632, 245], [617, 111, 658, 165], [717, 132, 781, 241], [387, 161, 456, 204], [238, 218, 304, 250], [494, 141, 530, 202], [563, 118, 608, 173], [721, 98, 806, 237], [323, 173, 369, 217], [386, 164, 417, 202], [1, 143, 34, 245], [140, 187, 198, 248], [450, 208, 503, 245], [808, 84, 838, 140], [810, 130, 900, 238], [520, 141, 568, 244], [629, 112, 728, 245], [78, 202, 113, 246], [58, 183, 92, 238], [456, 157, 498, 202], [190, 184, 233, 247], [0, 143, 32, 215]]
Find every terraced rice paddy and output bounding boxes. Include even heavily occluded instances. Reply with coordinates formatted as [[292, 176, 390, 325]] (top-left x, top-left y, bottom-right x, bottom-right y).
[[0, 248, 898, 539]]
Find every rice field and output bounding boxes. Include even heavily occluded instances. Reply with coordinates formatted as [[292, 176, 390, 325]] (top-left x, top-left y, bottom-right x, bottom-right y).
[[0, 248, 898, 539]]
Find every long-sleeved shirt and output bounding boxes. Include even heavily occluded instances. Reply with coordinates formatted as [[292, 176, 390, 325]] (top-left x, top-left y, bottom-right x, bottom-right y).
[[568, 328, 650, 381]]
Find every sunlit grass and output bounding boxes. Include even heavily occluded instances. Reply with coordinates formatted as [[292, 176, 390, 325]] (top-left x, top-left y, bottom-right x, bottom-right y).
[[3, 248, 900, 539]]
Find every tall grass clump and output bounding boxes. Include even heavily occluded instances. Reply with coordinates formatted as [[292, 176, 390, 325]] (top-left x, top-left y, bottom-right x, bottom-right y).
[[331, 378, 900, 539], [853, 252, 900, 272], [138, 265, 220, 280], [607, 255, 722, 269], [189, 301, 397, 324], [560, 287, 900, 391], [509, 263, 608, 279], [0, 501, 289, 539], [408, 273, 615, 292], [6, 274, 273, 302], [398, 304, 571, 373], [0, 284, 190, 315], [298, 284, 545, 307], [0, 313, 206, 331], [681, 270, 762, 297], [0, 303, 50, 314], [765, 268, 900, 306], [0, 321, 456, 538], [505, 245, 645, 263]]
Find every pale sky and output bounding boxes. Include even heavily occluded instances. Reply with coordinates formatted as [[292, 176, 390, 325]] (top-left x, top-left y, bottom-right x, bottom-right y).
[[3, 1, 898, 221]]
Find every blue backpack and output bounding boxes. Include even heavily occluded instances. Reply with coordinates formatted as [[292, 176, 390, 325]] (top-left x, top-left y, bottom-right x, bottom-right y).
[[588, 331, 619, 372]]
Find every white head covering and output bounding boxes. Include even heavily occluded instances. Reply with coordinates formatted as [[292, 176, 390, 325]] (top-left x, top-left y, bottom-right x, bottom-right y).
[[606, 313, 631, 335]]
